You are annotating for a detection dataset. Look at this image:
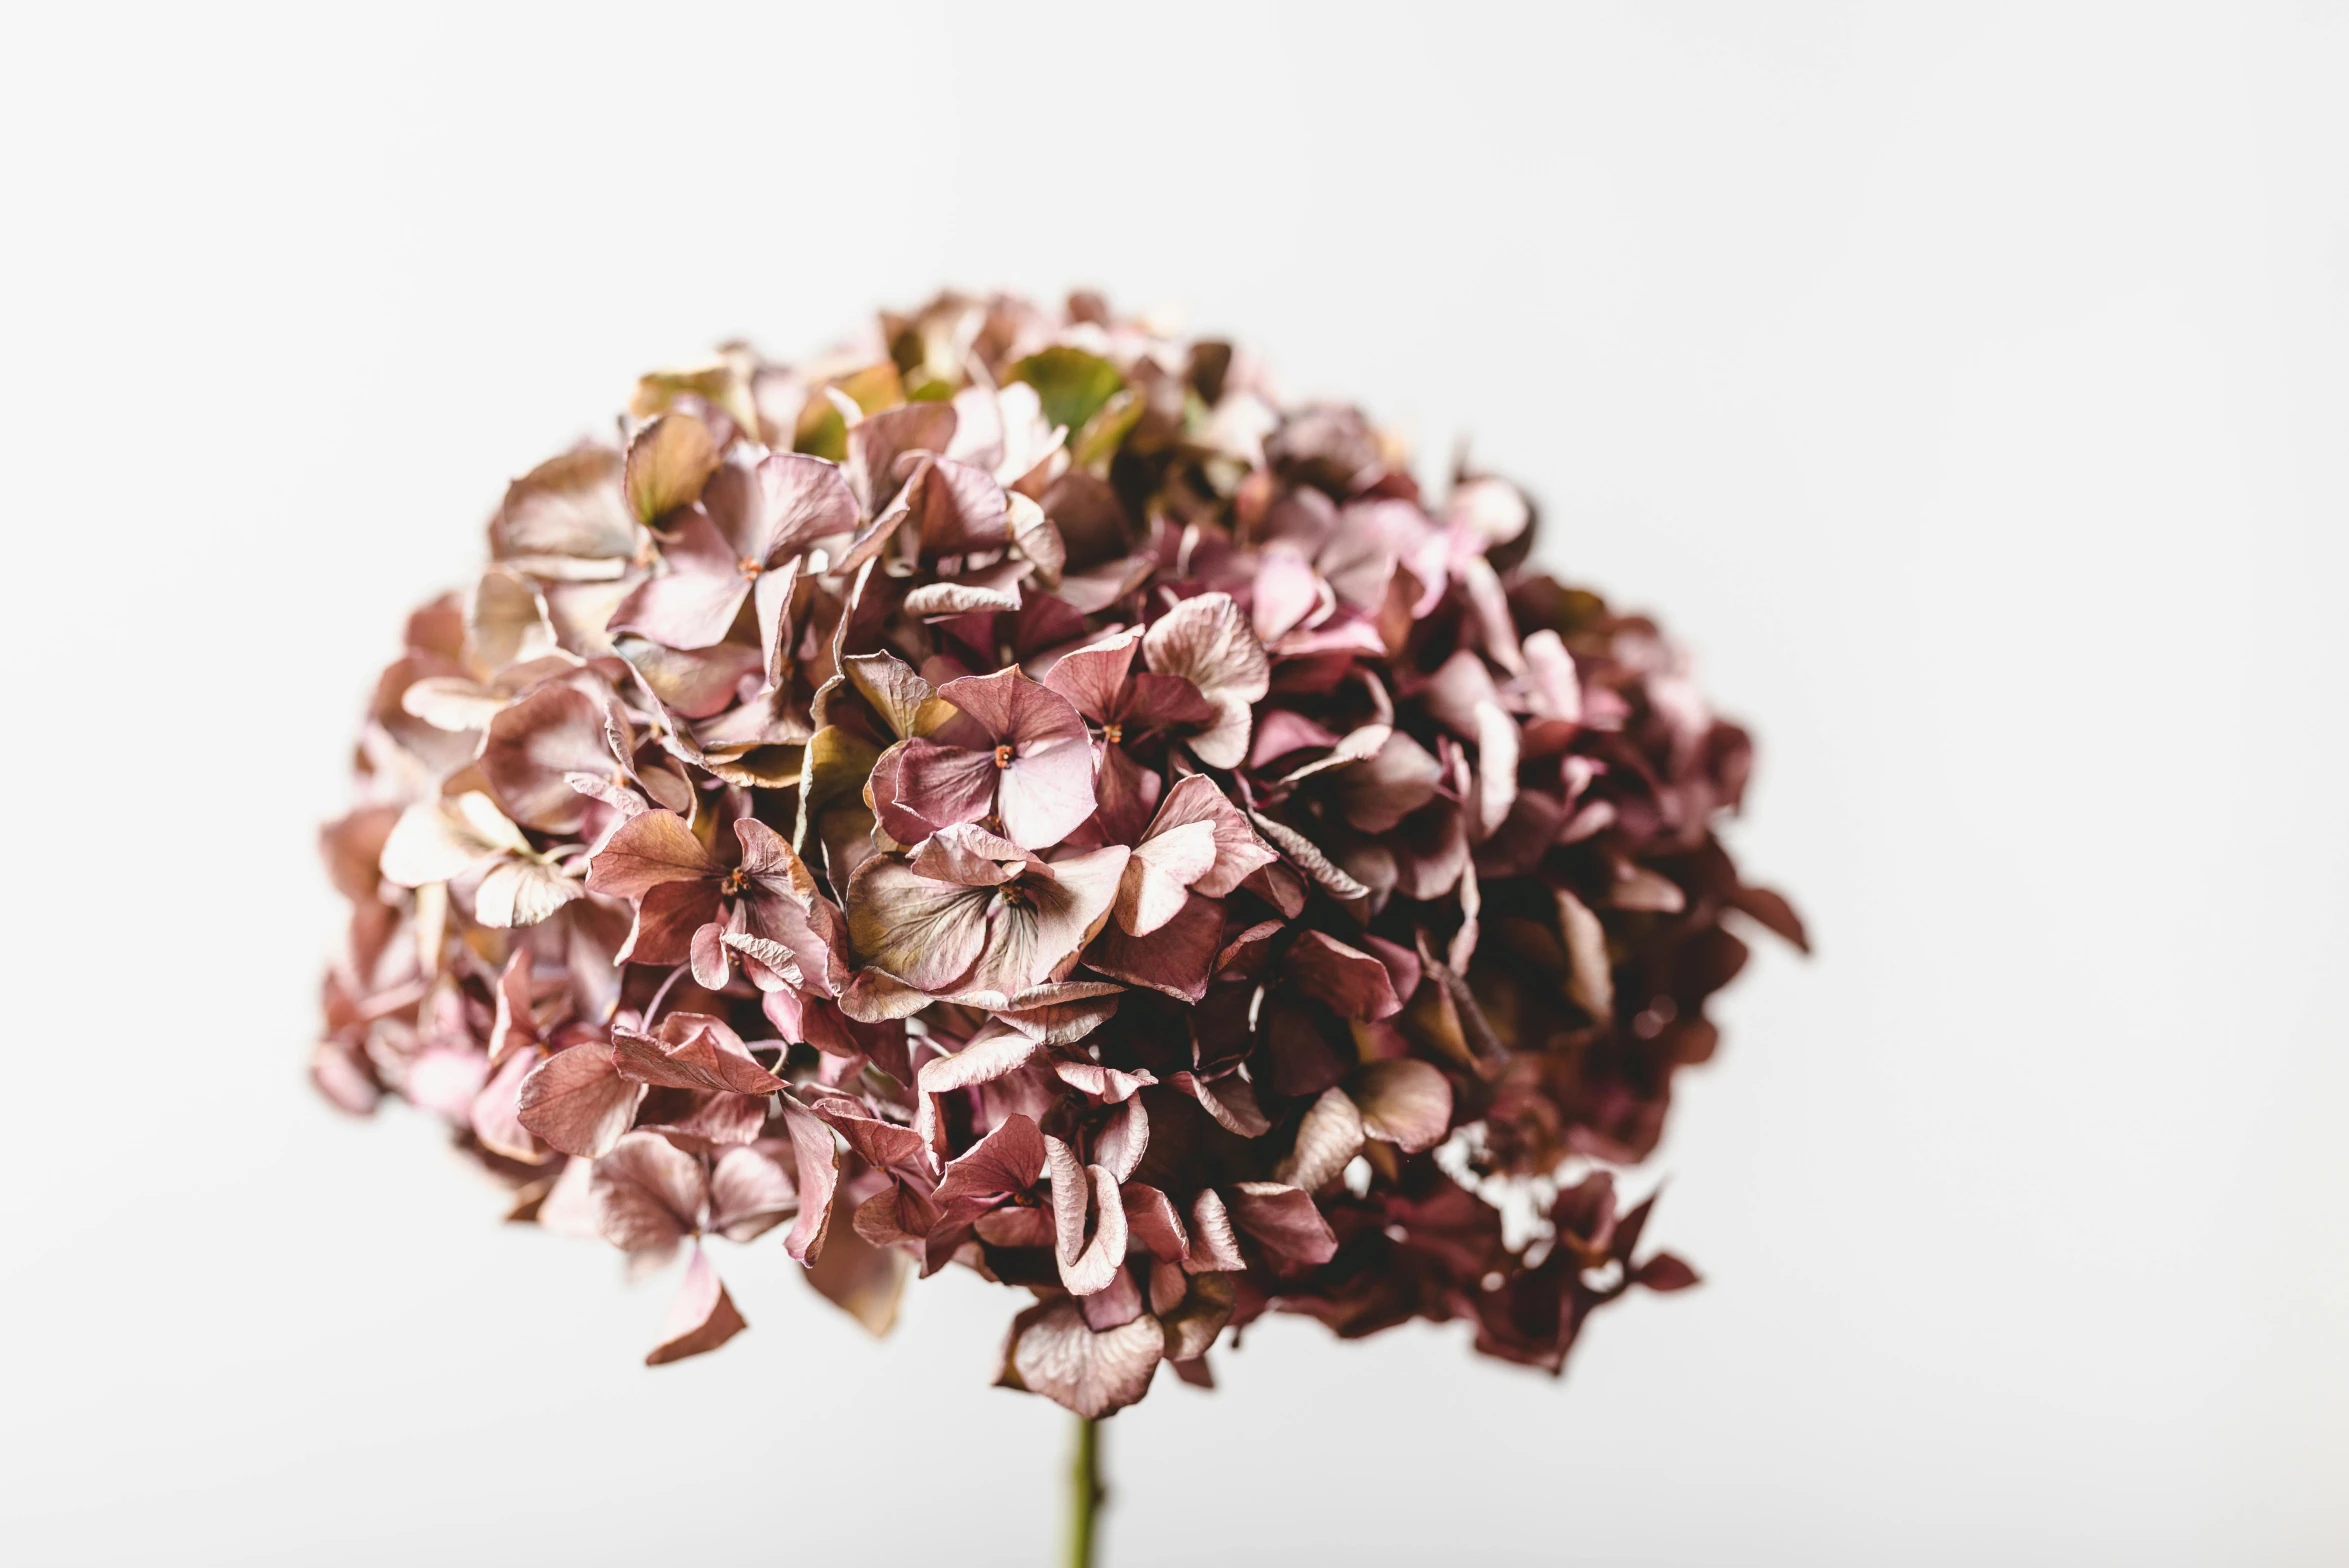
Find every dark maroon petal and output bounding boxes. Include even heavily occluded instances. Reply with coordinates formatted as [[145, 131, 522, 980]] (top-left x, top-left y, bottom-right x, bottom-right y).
[[1168, 1071, 1271, 1138], [1284, 930, 1404, 1021], [1224, 1181, 1339, 1266], [645, 1245, 748, 1365], [1085, 891, 1221, 1002], [933, 1113, 1047, 1213], [617, 879, 720, 968], [1636, 1254, 1702, 1292]]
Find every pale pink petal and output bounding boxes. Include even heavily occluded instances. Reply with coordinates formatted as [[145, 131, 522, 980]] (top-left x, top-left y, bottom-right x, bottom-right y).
[[645, 1245, 747, 1365], [707, 1141, 796, 1242], [585, 809, 717, 898], [590, 1131, 707, 1253]]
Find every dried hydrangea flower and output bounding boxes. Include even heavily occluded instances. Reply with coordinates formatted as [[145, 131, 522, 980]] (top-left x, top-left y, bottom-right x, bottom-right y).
[[318, 290, 1802, 1447]]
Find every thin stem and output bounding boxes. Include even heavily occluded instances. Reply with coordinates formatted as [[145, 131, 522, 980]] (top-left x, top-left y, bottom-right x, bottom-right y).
[[1067, 1413, 1104, 1568]]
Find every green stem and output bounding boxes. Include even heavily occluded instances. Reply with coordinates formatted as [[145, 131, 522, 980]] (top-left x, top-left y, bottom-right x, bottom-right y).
[[1068, 1414, 1104, 1568]]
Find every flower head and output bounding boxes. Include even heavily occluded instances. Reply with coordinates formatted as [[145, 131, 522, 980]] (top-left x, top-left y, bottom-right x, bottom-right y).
[[318, 289, 1799, 1415]]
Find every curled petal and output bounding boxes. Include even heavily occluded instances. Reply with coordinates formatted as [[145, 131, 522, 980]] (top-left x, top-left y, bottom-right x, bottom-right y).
[[611, 1012, 785, 1097], [1275, 1087, 1365, 1191]]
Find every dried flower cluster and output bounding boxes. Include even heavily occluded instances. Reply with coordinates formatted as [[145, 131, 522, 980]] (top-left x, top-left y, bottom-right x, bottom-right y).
[[317, 291, 1802, 1415]]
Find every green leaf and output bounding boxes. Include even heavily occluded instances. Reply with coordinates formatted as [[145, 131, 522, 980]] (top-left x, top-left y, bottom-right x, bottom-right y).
[[1006, 346, 1125, 433]]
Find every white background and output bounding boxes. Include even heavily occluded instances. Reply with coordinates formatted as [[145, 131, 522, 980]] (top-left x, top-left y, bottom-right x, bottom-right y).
[[3, 4, 2343, 1563]]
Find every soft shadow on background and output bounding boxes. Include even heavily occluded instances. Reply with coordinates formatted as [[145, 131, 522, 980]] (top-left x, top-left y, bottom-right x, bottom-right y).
[[4, 4, 2344, 1564]]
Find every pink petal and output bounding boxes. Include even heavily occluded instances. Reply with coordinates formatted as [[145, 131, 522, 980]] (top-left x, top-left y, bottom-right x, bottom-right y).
[[644, 1245, 748, 1365], [933, 1113, 1048, 1214], [1183, 1189, 1248, 1273], [1115, 818, 1217, 935], [608, 510, 753, 650], [707, 1141, 797, 1242], [1143, 591, 1271, 705], [1335, 729, 1443, 833], [491, 444, 637, 577], [610, 1012, 785, 1096], [470, 1046, 547, 1165], [590, 1131, 707, 1253], [1040, 627, 1140, 723], [1046, 1138, 1129, 1295], [997, 1296, 1162, 1418], [1120, 1183, 1191, 1262], [585, 809, 718, 898], [750, 450, 858, 560], [881, 736, 1002, 842], [1140, 774, 1274, 899], [516, 1042, 646, 1159], [777, 1093, 840, 1264], [913, 1025, 1041, 1151]]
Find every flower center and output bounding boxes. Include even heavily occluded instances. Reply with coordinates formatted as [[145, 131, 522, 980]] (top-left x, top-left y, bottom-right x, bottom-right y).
[[720, 868, 748, 896], [993, 743, 1015, 769], [1101, 722, 1123, 746], [997, 882, 1030, 908], [737, 557, 764, 579]]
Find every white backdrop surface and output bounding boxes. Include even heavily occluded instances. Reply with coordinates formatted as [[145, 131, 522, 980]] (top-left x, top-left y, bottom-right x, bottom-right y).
[[3, 4, 2344, 1564]]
